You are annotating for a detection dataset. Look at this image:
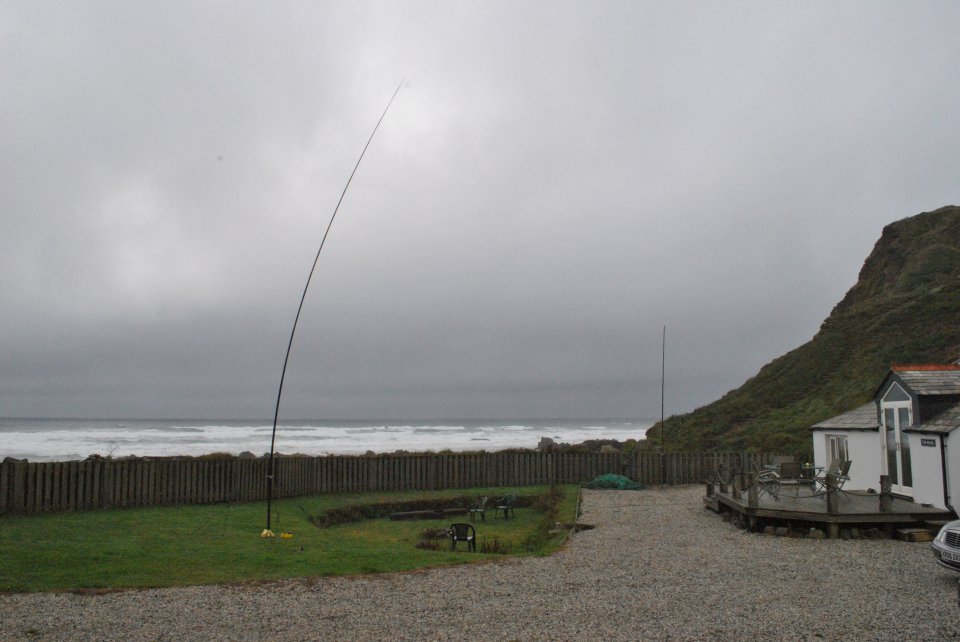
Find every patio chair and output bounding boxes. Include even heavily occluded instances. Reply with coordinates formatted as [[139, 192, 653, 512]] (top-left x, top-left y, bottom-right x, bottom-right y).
[[496, 494, 517, 519], [469, 496, 488, 523], [779, 461, 802, 479], [775, 461, 805, 497], [449, 523, 476, 552], [821, 458, 842, 480], [815, 460, 852, 496], [753, 466, 781, 499], [800, 464, 819, 491], [743, 464, 780, 499], [835, 460, 852, 487]]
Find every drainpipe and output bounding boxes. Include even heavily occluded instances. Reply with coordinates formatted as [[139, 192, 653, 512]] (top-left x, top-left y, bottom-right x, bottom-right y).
[[941, 436, 955, 516]]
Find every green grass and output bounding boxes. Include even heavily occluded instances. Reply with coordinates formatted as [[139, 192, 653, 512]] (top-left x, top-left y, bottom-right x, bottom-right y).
[[0, 485, 579, 593]]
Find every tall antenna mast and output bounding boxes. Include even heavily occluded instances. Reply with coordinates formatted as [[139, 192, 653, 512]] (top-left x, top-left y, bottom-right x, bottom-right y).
[[263, 80, 403, 536], [660, 325, 666, 488]]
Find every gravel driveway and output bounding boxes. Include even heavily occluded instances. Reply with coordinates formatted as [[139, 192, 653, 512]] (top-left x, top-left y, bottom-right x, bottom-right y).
[[2, 485, 959, 641]]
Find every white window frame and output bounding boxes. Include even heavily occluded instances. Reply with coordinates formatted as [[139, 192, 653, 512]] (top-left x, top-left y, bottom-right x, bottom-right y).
[[880, 382, 914, 495], [825, 434, 848, 469]]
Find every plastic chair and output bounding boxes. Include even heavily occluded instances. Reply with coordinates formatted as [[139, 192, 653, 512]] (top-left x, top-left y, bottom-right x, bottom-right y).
[[469, 496, 488, 523], [496, 494, 516, 519], [449, 523, 476, 552]]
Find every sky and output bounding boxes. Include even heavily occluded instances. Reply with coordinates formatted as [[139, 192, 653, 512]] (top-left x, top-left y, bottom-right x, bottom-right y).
[[2, 1, 960, 422]]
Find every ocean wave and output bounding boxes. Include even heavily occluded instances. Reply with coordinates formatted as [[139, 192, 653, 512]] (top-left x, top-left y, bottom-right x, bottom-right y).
[[1, 419, 650, 461]]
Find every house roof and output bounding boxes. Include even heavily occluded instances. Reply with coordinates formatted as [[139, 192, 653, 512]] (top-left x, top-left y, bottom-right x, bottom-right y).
[[810, 403, 879, 431], [905, 400, 960, 435], [890, 367, 960, 396], [891, 363, 960, 371]]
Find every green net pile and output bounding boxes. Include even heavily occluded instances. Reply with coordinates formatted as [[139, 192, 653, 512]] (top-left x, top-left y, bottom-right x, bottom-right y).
[[583, 474, 646, 490]]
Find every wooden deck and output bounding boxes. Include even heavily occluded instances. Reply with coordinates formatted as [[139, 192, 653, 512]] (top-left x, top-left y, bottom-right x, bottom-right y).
[[703, 484, 952, 538]]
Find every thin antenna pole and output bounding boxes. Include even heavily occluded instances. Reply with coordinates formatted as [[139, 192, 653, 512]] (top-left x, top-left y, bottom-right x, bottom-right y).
[[660, 325, 666, 487], [264, 80, 404, 534]]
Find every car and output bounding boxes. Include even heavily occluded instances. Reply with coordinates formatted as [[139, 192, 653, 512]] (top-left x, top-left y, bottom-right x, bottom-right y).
[[932, 519, 960, 572]]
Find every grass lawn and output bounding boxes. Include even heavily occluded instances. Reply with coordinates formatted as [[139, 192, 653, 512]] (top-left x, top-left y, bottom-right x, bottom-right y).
[[0, 484, 579, 593]]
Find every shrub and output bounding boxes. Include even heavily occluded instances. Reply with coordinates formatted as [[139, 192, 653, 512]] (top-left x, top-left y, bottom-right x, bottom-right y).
[[415, 540, 443, 551], [194, 452, 236, 460], [522, 486, 564, 552], [479, 537, 512, 554], [309, 497, 474, 527]]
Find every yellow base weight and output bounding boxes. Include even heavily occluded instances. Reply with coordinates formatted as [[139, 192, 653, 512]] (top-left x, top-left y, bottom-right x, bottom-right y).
[[280, 532, 294, 539], [260, 529, 275, 538]]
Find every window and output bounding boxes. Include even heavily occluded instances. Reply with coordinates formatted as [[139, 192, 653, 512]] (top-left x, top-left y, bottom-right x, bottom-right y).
[[826, 434, 848, 468], [883, 382, 910, 402], [881, 387, 914, 493]]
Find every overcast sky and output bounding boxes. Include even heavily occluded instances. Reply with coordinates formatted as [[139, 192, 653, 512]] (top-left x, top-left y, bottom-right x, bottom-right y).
[[2, 2, 959, 421]]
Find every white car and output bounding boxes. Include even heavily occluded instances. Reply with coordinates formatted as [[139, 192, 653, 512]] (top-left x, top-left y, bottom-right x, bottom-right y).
[[932, 519, 960, 572]]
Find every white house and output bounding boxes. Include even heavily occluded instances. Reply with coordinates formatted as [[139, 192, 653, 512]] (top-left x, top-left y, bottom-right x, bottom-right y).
[[810, 364, 960, 513]]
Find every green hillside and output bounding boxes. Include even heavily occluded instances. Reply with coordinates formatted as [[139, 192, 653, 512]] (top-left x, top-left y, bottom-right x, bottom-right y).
[[647, 205, 960, 456]]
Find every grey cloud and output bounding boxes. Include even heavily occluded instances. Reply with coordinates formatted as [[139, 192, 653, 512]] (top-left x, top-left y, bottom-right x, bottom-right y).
[[3, 2, 960, 421]]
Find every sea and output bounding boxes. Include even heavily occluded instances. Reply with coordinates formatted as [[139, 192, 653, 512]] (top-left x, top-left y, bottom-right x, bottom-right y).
[[0, 418, 652, 462]]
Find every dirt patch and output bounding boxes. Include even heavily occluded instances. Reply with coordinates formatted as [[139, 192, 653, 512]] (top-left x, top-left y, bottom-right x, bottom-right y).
[[308, 495, 534, 527]]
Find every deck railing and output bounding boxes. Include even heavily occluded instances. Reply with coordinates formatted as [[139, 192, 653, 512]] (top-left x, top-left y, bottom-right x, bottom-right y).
[[0, 450, 774, 515]]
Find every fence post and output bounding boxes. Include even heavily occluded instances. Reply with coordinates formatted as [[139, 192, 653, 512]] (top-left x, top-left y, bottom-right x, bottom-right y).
[[826, 473, 838, 514], [0, 459, 8, 514], [879, 475, 892, 512]]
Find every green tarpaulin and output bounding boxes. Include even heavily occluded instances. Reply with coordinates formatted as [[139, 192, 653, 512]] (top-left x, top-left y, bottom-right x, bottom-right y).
[[583, 474, 646, 490]]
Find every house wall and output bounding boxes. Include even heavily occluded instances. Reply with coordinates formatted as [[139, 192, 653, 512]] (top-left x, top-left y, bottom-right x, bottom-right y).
[[848, 431, 882, 491], [910, 433, 947, 509], [812, 432, 827, 471], [812, 432, 825, 465], [948, 433, 960, 515], [811, 430, 881, 492]]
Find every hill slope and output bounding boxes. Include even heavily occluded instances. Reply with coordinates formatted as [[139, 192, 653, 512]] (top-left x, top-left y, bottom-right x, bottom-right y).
[[648, 205, 960, 456]]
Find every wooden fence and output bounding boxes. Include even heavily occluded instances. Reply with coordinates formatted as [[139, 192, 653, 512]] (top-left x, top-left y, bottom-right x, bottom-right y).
[[0, 451, 772, 515]]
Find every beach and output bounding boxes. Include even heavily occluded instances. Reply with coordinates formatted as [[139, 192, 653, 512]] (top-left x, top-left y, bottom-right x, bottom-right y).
[[2, 485, 957, 641]]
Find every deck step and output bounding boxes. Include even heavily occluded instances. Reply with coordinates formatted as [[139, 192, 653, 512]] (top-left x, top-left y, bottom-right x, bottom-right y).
[[921, 520, 952, 535], [702, 495, 720, 513], [896, 528, 934, 542]]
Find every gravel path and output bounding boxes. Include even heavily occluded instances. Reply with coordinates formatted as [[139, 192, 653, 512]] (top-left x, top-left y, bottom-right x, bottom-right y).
[[2, 486, 959, 641]]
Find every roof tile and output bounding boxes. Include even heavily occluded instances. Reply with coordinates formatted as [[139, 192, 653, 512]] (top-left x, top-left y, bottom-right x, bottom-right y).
[[811, 403, 879, 431]]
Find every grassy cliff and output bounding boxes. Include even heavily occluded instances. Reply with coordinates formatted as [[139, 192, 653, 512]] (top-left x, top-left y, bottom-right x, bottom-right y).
[[647, 205, 960, 456]]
